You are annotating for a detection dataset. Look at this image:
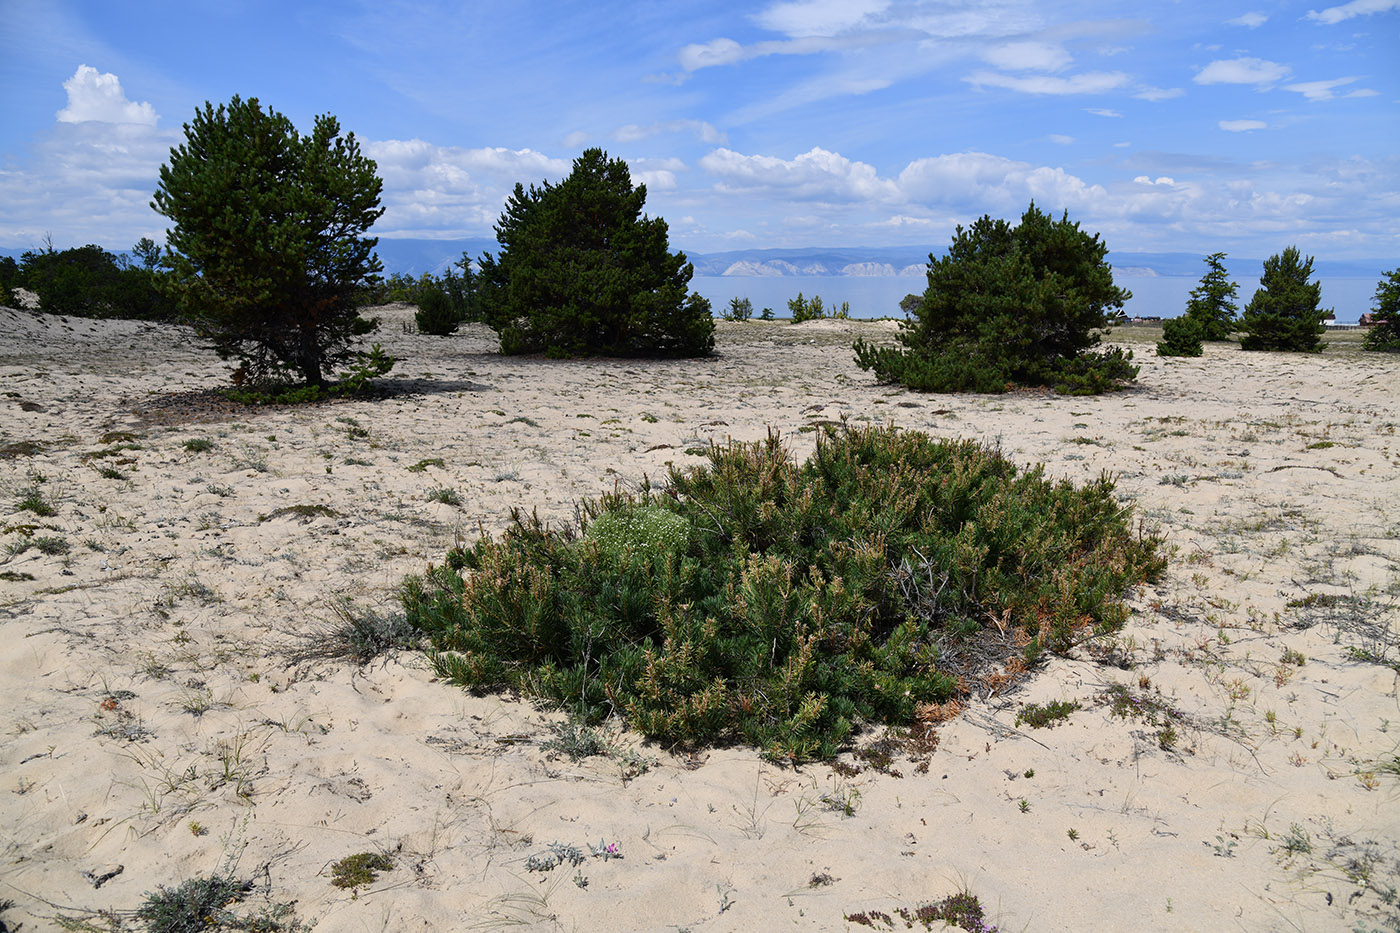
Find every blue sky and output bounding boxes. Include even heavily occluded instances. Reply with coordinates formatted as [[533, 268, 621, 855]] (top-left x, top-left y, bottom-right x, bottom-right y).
[[1, 0, 1396, 260]]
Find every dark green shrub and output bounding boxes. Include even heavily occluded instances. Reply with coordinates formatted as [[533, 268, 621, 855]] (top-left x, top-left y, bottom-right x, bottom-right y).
[[1182, 252, 1238, 340], [15, 242, 172, 320], [404, 425, 1163, 762], [0, 256, 19, 306], [478, 148, 713, 358], [855, 203, 1135, 395], [415, 287, 458, 336], [1157, 316, 1204, 357], [1362, 268, 1400, 352], [1239, 247, 1329, 352], [724, 296, 753, 322], [789, 293, 826, 322]]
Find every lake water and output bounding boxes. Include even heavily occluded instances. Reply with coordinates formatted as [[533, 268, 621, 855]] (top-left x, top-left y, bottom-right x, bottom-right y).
[[692, 274, 1380, 324]]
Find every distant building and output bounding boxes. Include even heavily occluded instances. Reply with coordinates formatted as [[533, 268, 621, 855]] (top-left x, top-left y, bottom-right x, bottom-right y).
[[1360, 313, 1378, 327]]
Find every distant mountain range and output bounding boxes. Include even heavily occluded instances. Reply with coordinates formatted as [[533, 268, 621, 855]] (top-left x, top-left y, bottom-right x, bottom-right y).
[[2, 238, 1388, 281], [371, 239, 1391, 281]]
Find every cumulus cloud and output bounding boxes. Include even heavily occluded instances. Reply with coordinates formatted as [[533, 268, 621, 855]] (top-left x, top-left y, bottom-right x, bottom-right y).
[[1283, 77, 1376, 100], [1228, 12, 1268, 27], [56, 65, 158, 126], [980, 41, 1072, 72], [898, 151, 1106, 213], [1219, 119, 1267, 131], [965, 70, 1129, 95], [1193, 57, 1291, 87], [1306, 0, 1400, 23], [699, 147, 899, 202], [363, 140, 572, 237]]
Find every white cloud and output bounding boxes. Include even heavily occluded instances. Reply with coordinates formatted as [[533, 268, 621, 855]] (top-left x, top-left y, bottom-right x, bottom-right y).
[[1283, 76, 1374, 100], [965, 70, 1129, 95], [1193, 57, 1291, 87], [0, 120, 175, 247], [632, 170, 678, 191], [1228, 12, 1268, 27], [56, 65, 157, 126], [1087, 108, 1122, 117], [981, 41, 1072, 72], [1135, 86, 1185, 101], [1306, 0, 1400, 23], [1219, 119, 1267, 131], [680, 37, 746, 70], [679, 32, 889, 72], [699, 147, 899, 202], [754, 0, 891, 37], [1049, 134, 1075, 145], [363, 141, 572, 237], [613, 120, 727, 145], [897, 151, 1105, 213]]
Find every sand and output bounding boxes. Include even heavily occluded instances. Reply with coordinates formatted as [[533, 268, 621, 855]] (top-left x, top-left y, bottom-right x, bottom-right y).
[[1, 305, 1397, 932]]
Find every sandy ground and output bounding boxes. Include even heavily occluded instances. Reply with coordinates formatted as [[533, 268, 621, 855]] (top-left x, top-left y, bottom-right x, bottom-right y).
[[0, 305, 1397, 932]]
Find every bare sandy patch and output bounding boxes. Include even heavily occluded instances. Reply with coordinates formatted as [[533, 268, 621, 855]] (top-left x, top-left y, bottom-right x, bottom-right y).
[[1, 313, 1396, 931]]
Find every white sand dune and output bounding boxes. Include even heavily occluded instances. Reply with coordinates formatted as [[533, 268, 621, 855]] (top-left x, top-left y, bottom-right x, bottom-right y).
[[1, 306, 1396, 931]]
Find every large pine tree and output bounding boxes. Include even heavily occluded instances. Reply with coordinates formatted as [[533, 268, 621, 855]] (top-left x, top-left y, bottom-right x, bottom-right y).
[[153, 96, 386, 386], [1239, 247, 1329, 352], [854, 202, 1136, 395], [477, 148, 713, 358]]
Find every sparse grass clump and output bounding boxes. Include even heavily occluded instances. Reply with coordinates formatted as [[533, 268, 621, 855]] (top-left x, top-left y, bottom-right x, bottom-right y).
[[1016, 699, 1081, 729], [289, 600, 421, 666], [426, 486, 461, 506], [14, 484, 56, 517], [405, 424, 1163, 762]]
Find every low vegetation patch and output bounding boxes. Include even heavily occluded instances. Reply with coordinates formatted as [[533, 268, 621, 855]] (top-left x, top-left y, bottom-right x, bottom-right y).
[[257, 504, 338, 523], [1015, 699, 1081, 729], [330, 851, 393, 889], [404, 424, 1163, 762], [847, 890, 999, 931]]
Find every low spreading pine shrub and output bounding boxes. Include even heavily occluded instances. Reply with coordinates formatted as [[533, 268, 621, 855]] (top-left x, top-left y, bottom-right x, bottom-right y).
[[403, 425, 1163, 762], [1156, 316, 1204, 357]]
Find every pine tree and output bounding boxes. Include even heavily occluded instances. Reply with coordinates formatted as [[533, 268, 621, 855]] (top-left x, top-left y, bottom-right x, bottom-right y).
[[1239, 247, 1329, 352], [1182, 252, 1238, 340], [477, 148, 713, 358], [1361, 268, 1400, 352], [854, 202, 1135, 394], [153, 96, 386, 386]]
